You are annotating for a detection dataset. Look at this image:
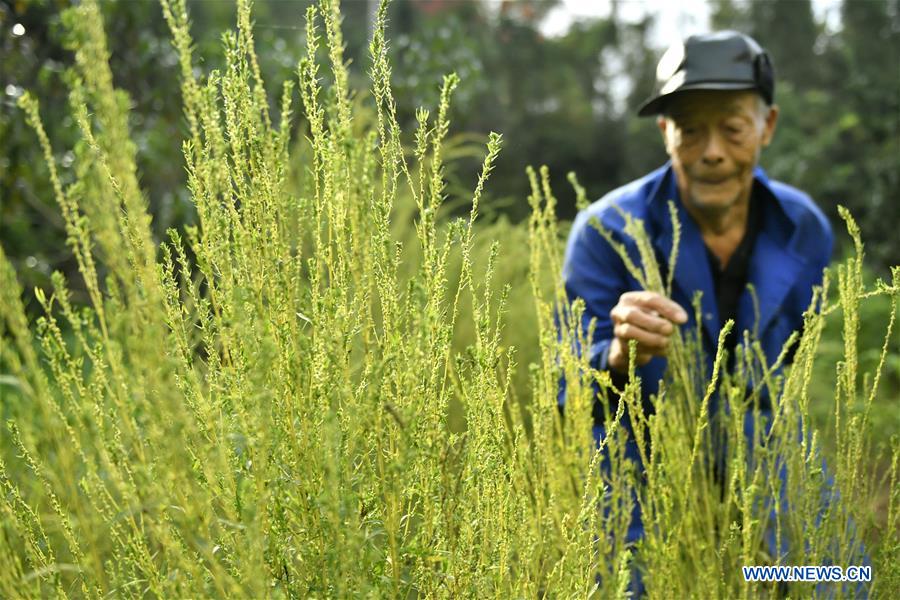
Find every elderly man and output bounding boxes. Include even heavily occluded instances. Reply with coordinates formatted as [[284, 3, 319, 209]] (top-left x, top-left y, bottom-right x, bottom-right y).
[[557, 31, 834, 586]]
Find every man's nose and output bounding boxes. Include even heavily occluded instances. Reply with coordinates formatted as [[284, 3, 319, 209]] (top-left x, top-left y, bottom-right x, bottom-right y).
[[701, 130, 726, 165]]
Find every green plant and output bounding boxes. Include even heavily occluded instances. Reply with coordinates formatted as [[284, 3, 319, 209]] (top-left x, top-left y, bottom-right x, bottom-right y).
[[0, 0, 897, 597]]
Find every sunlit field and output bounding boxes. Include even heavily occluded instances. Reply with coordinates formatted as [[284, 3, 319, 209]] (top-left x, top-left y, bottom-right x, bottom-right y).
[[1, 0, 897, 597]]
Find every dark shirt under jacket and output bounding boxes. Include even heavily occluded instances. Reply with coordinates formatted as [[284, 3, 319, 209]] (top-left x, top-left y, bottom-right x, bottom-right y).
[[705, 184, 764, 365]]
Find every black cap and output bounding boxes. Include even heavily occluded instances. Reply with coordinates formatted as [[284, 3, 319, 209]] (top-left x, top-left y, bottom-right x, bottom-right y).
[[637, 31, 774, 117]]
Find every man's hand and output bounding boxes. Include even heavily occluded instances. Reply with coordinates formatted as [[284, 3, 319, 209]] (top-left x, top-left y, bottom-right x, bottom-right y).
[[607, 291, 688, 373]]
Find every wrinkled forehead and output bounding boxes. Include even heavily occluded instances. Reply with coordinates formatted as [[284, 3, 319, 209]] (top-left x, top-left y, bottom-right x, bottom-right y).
[[663, 89, 761, 120]]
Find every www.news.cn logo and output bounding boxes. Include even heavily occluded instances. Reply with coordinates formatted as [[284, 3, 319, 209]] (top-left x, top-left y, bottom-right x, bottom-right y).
[[742, 565, 872, 583]]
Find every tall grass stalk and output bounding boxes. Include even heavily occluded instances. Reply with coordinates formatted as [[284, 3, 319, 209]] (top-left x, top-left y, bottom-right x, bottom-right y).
[[1, 0, 897, 597]]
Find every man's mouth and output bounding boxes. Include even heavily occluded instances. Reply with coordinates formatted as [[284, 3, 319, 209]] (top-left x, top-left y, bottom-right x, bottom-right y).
[[695, 176, 732, 185]]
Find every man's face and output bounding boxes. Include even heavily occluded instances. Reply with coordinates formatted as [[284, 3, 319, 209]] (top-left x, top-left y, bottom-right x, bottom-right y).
[[658, 90, 778, 215]]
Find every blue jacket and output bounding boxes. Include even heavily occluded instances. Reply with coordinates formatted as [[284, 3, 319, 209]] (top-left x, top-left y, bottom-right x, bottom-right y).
[[558, 162, 833, 414]]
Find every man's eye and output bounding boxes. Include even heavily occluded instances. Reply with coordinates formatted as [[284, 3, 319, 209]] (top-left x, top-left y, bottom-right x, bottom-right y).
[[724, 121, 747, 136]]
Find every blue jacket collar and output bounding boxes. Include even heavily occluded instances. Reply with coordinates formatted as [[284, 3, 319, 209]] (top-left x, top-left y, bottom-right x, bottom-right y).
[[645, 163, 807, 349]]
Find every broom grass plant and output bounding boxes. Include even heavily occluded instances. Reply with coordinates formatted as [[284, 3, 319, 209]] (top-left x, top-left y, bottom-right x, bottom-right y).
[[1, 0, 897, 597]]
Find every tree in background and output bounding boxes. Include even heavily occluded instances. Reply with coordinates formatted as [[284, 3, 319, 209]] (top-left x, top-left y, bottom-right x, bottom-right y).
[[381, 1, 663, 223], [831, 0, 899, 269], [750, 0, 821, 88], [2, 0, 192, 300]]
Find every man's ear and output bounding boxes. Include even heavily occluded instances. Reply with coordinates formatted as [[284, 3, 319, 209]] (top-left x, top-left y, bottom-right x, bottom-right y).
[[761, 104, 779, 147], [657, 116, 671, 152]]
